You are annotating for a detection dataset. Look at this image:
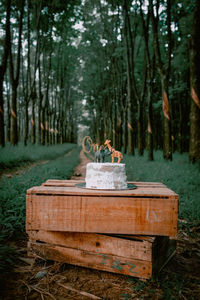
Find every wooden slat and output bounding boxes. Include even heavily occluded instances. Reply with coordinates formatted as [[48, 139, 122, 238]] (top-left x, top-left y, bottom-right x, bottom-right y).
[[27, 231, 153, 261], [28, 241, 152, 279], [26, 194, 178, 237], [111, 234, 156, 243], [27, 185, 178, 198], [42, 179, 81, 187]]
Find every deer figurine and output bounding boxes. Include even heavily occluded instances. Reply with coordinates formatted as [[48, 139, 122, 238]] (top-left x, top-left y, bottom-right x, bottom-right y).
[[104, 139, 123, 163]]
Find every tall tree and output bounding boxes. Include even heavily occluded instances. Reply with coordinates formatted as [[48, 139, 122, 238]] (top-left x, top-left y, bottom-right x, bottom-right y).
[[9, 0, 25, 145], [150, 0, 172, 160], [122, 0, 135, 155], [140, 3, 155, 160], [0, 0, 11, 147], [189, 0, 200, 162]]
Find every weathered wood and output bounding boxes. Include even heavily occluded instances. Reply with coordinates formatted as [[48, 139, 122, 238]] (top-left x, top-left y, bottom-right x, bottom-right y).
[[26, 180, 177, 279], [27, 183, 178, 197], [28, 241, 152, 279], [26, 183, 178, 236], [27, 231, 153, 261], [27, 234, 176, 280]]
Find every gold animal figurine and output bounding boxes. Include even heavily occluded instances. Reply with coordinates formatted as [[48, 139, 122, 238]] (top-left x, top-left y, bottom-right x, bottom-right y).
[[104, 139, 123, 163]]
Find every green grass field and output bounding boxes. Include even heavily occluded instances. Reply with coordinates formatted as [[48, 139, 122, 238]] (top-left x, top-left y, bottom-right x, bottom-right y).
[[0, 143, 80, 271], [0, 142, 77, 172]]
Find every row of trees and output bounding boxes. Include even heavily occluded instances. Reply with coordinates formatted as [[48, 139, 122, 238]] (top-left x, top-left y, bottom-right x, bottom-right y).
[[78, 0, 200, 162], [0, 0, 199, 162], [0, 0, 82, 147]]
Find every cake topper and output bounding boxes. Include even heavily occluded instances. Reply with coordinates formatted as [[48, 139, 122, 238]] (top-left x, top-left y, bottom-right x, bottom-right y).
[[82, 136, 123, 163], [94, 146, 112, 163], [104, 139, 123, 163]]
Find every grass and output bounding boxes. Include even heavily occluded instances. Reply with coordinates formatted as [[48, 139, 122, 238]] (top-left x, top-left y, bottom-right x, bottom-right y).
[[0, 144, 80, 272], [0, 142, 77, 172], [124, 150, 200, 224]]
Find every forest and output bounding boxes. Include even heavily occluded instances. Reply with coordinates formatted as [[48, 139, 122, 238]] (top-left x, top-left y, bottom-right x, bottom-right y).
[[0, 1, 200, 298], [0, 0, 199, 162]]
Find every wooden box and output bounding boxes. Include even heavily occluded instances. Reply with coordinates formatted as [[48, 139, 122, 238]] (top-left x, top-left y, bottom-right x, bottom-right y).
[[26, 180, 178, 237], [27, 231, 176, 280]]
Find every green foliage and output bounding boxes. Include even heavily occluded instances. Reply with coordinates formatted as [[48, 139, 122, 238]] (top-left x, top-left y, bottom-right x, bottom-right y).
[[0, 145, 80, 235], [0, 145, 80, 271], [0, 143, 76, 171], [124, 150, 200, 222]]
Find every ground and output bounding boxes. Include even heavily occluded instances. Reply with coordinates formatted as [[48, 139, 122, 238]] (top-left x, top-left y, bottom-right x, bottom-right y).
[[0, 150, 200, 300]]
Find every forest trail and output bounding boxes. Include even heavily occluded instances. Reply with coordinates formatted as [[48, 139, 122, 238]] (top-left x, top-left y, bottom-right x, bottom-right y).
[[70, 148, 93, 180], [0, 148, 76, 179]]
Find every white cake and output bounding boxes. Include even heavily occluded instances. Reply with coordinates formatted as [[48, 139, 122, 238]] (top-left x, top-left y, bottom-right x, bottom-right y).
[[85, 162, 127, 190]]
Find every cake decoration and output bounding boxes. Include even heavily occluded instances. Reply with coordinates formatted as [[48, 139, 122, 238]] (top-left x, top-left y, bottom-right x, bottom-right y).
[[80, 136, 134, 190], [82, 136, 123, 164]]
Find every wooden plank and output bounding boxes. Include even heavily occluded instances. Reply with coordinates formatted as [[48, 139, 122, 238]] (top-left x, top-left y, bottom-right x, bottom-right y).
[[42, 179, 81, 187], [27, 231, 153, 261], [27, 185, 178, 198], [111, 234, 156, 243], [28, 241, 152, 279], [26, 194, 178, 237]]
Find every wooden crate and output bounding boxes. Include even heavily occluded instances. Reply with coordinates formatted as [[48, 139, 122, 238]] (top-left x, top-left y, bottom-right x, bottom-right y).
[[26, 180, 178, 237], [27, 231, 176, 280]]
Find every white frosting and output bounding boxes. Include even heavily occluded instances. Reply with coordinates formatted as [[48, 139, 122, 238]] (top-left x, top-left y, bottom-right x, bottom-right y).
[[85, 162, 127, 190]]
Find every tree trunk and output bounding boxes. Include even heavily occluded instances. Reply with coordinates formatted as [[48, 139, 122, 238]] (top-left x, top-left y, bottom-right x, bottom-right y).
[[123, 108, 128, 154], [189, 0, 200, 162], [9, 0, 24, 145], [150, 0, 172, 160], [0, 0, 11, 146], [10, 86, 18, 145], [0, 82, 5, 146], [31, 98, 36, 144], [24, 97, 29, 146], [137, 102, 144, 156], [139, 2, 154, 160], [6, 88, 11, 142], [178, 93, 183, 154], [137, 60, 146, 156], [41, 108, 45, 145], [123, 0, 134, 155], [45, 117, 49, 145], [161, 79, 172, 160], [37, 58, 43, 144], [147, 109, 154, 160]]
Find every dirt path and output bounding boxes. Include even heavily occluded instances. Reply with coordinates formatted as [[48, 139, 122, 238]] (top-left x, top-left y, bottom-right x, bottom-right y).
[[1, 151, 200, 299], [0, 149, 75, 179], [70, 149, 93, 180]]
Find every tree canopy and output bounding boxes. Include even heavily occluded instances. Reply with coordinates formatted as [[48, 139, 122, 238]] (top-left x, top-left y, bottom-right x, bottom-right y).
[[0, 0, 199, 162]]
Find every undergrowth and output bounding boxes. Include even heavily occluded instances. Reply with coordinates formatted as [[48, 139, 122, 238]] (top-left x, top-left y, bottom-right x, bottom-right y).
[[124, 150, 200, 224], [0, 142, 76, 172], [0, 145, 80, 272]]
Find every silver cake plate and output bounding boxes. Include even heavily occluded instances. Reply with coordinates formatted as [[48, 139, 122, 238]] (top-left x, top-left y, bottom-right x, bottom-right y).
[[75, 182, 137, 190]]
